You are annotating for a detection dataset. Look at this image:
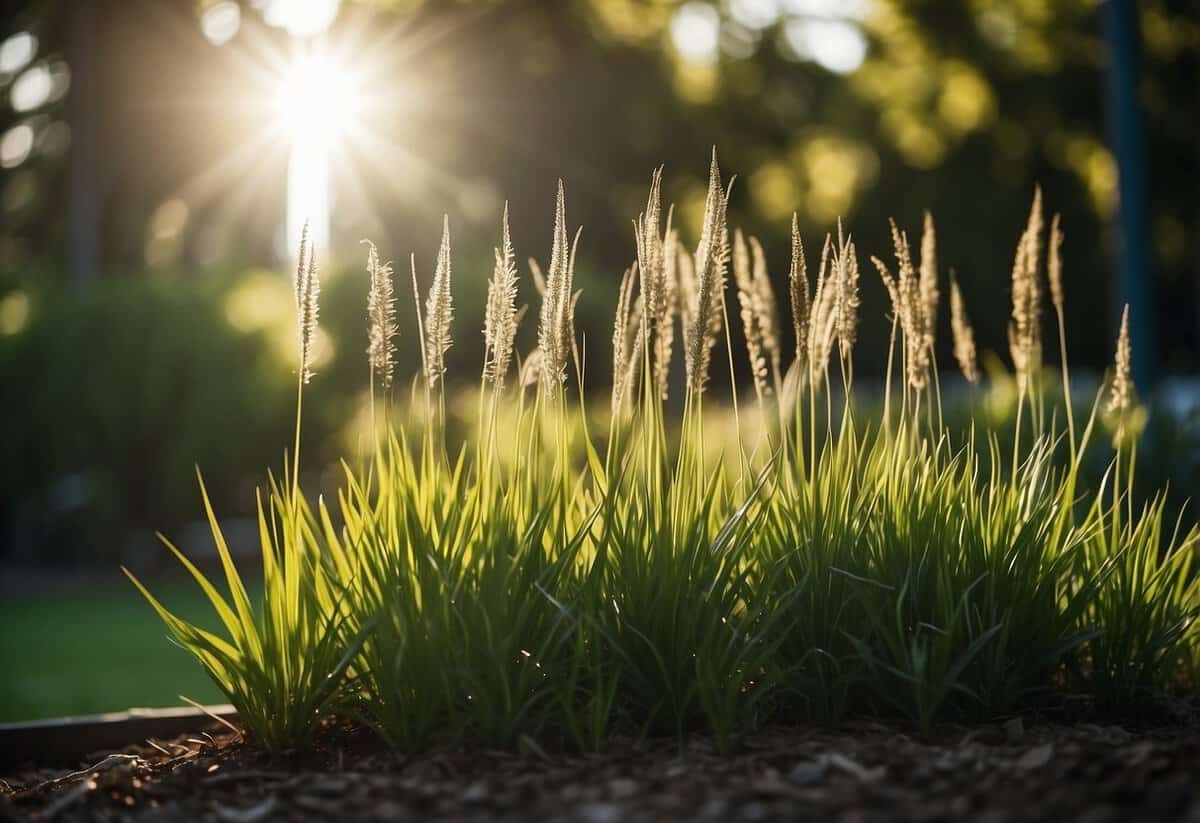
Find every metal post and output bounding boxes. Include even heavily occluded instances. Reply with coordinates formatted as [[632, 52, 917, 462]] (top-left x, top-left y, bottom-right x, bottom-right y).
[[1101, 0, 1154, 393]]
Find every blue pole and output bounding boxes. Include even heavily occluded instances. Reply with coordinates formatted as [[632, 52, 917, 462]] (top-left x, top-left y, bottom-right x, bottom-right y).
[[1101, 0, 1155, 393]]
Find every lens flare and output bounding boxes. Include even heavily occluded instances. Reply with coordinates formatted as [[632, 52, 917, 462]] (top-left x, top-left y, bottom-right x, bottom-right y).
[[275, 52, 364, 256]]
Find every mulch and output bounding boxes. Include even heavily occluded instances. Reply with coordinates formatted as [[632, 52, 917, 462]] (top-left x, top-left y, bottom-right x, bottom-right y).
[[4, 714, 1200, 822]]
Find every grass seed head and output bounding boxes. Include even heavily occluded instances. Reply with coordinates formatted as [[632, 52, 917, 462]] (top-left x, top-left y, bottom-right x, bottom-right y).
[[872, 255, 899, 315], [949, 271, 979, 383], [520, 347, 543, 388], [364, 239, 397, 390], [734, 229, 770, 399], [788, 213, 811, 377], [888, 219, 929, 392], [685, 149, 729, 396], [424, 216, 454, 387], [636, 168, 666, 333], [1048, 212, 1064, 312], [294, 223, 320, 385], [1009, 187, 1044, 391], [484, 203, 520, 390], [655, 223, 679, 399], [919, 211, 939, 349], [808, 234, 837, 389], [538, 180, 574, 395], [833, 220, 860, 359], [1107, 304, 1134, 421], [293, 220, 309, 307], [750, 235, 781, 392], [612, 263, 640, 416]]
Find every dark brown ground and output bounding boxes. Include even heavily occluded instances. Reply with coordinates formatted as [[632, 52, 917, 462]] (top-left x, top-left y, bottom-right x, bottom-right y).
[[4, 716, 1200, 822]]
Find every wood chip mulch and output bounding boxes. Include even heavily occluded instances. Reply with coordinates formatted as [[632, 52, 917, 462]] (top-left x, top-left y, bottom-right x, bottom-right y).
[[4, 716, 1200, 822]]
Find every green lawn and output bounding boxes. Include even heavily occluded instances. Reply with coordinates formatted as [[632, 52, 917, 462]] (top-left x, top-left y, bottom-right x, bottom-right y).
[[0, 577, 236, 723]]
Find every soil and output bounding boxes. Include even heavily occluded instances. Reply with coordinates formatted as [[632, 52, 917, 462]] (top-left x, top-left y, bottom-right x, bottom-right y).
[[4, 715, 1200, 822]]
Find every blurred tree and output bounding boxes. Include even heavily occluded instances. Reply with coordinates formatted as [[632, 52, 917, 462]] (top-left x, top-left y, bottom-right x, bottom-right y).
[[1, 0, 1198, 565], [0, 0, 1196, 378]]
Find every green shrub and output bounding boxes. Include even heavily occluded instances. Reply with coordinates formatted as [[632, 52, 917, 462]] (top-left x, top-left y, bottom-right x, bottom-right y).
[[0, 276, 294, 564], [131, 156, 1199, 752]]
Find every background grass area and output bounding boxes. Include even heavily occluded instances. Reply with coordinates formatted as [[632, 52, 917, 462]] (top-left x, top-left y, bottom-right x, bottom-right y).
[[0, 578, 238, 722]]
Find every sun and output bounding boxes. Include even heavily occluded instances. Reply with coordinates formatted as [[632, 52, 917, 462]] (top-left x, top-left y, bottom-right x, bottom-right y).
[[274, 52, 364, 147], [273, 50, 366, 256], [174, 6, 486, 264]]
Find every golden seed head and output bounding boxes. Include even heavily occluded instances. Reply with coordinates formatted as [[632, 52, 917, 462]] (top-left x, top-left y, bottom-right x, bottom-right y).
[[484, 203, 520, 390], [294, 224, 320, 385], [1107, 304, 1134, 419], [654, 221, 679, 400], [614, 266, 643, 419], [919, 210, 939, 348], [788, 212, 811, 376], [807, 234, 836, 390], [364, 239, 397, 389], [1010, 187, 1044, 390], [949, 271, 979, 384], [685, 149, 728, 396], [538, 180, 576, 396], [887, 219, 930, 392], [750, 235, 781, 391], [833, 219, 860, 358], [520, 347, 544, 388], [423, 215, 454, 387], [636, 167, 666, 332], [1048, 212, 1064, 312], [733, 229, 769, 399]]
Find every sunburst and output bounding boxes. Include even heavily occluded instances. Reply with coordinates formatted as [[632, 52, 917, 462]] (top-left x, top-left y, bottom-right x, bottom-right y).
[[161, 2, 496, 264]]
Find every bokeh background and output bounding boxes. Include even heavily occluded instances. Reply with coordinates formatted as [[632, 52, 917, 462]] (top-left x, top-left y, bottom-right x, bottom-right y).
[[0, 0, 1197, 721]]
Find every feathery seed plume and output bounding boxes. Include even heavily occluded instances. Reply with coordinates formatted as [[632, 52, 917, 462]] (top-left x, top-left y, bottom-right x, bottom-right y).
[[566, 226, 583, 371], [612, 265, 645, 418], [887, 219, 929, 391], [685, 149, 729, 395], [520, 348, 544, 388], [833, 220, 860, 357], [422, 216, 454, 387], [733, 229, 770, 399], [807, 234, 836, 389], [1026, 185, 1044, 282], [484, 203, 520, 389], [410, 254, 428, 381], [788, 213, 811, 376], [1107, 304, 1133, 419], [750, 235, 781, 393], [528, 257, 547, 297], [538, 181, 573, 394], [872, 256, 899, 316], [636, 168, 666, 334], [612, 265, 639, 416], [949, 271, 979, 383], [655, 223, 679, 399], [293, 225, 320, 385], [293, 220, 309, 307], [918, 211, 939, 349], [1048, 212, 1064, 312], [364, 239, 397, 389], [1009, 187, 1044, 390]]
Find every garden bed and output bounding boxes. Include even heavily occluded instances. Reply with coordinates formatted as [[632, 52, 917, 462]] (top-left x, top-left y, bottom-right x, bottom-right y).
[[4, 711, 1200, 822]]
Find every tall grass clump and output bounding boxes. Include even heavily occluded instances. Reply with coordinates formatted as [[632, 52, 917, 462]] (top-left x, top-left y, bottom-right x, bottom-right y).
[[125, 230, 365, 751], [132, 152, 1199, 751]]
